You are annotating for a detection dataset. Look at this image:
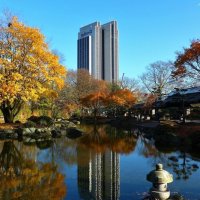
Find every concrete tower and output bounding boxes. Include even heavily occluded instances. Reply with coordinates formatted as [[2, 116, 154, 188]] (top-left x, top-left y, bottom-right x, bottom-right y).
[[77, 21, 119, 82]]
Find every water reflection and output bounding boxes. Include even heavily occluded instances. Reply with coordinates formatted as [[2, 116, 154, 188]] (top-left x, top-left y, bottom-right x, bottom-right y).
[[166, 152, 199, 180], [0, 141, 22, 175], [0, 124, 199, 199], [76, 125, 142, 200], [79, 124, 137, 154], [77, 147, 120, 200], [0, 141, 66, 200]]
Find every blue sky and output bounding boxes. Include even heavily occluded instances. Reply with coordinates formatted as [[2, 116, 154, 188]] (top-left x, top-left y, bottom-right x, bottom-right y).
[[1, 0, 200, 79]]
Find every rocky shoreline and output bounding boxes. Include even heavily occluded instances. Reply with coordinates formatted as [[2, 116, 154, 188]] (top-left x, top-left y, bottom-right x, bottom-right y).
[[0, 117, 200, 156], [0, 118, 84, 142]]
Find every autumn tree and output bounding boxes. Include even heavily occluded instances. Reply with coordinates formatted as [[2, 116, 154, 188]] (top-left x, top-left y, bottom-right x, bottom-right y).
[[29, 49, 66, 118], [173, 40, 200, 86], [140, 61, 174, 100], [0, 16, 66, 122], [61, 69, 109, 117], [80, 91, 107, 120], [105, 89, 137, 117]]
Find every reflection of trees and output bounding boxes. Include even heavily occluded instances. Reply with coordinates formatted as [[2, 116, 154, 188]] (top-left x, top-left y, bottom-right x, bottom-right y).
[[137, 132, 177, 171], [137, 135, 158, 158], [79, 125, 108, 154], [136, 131, 167, 166], [137, 132, 199, 180], [49, 138, 78, 166], [137, 133, 199, 181], [167, 152, 199, 180], [79, 125, 137, 154], [0, 141, 22, 175], [0, 141, 67, 200], [39, 138, 78, 166]]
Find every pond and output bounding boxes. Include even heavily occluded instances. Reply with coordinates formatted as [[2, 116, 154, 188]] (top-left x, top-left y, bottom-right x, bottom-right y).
[[0, 124, 199, 200]]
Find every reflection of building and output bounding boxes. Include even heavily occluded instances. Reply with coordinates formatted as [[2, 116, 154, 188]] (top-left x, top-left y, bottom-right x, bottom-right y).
[[78, 148, 120, 200], [77, 21, 119, 82]]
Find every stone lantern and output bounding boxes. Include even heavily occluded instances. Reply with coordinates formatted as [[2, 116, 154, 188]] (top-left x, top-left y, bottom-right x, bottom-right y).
[[146, 163, 173, 200]]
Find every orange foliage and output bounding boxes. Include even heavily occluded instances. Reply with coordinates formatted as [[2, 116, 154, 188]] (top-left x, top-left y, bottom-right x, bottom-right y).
[[0, 141, 67, 200], [0, 16, 66, 103], [0, 16, 66, 122], [174, 40, 200, 79], [81, 91, 106, 108], [0, 161, 67, 200], [79, 125, 137, 154], [106, 89, 137, 108]]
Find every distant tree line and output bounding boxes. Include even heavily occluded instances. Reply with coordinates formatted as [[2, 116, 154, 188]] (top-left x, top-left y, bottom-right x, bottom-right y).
[[0, 12, 200, 123]]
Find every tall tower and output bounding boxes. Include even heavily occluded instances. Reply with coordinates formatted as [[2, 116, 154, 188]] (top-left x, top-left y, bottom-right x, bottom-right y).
[[77, 21, 119, 82]]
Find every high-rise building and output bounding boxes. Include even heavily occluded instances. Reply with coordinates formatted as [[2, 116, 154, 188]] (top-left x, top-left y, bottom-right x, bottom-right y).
[[77, 21, 119, 82]]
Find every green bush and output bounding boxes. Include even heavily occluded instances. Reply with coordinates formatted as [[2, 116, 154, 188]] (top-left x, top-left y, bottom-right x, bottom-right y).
[[23, 121, 36, 128], [27, 116, 40, 123], [27, 115, 53, 126], [39, 116, 53, 126]]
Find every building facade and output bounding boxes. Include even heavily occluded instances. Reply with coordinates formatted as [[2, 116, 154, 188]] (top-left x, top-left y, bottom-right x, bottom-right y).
[[77, 21, 119, 82]]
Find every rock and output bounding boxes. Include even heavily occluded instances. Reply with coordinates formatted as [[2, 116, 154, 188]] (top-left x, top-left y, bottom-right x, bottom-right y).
[[53, 120, 76, 129], [57, 118, 62, 122], [19, 127, 51, 140], [72, 120, 80, 125], [170, 193, 185, 200], [27, 115, 53, 126], [20, 127, 36, 136], [51, 129, 62, 138], [192, 164, 199, 169], [168, 156, 178, 162], [54, 122, 62, 128], [62, 121, 76, 128], [23, 138, 36, 145], [0, 129, 18, 140], [66, 128, 83, 139]]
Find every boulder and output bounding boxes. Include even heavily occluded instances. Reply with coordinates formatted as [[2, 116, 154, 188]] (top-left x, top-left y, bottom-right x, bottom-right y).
[[18, 127, 36, 136], [27, 115, 53, 126], [0, 129, 18, 140], [23, 138, 36, 145], [33, 128, 51, 139], [66, 128, 83, 139], [53, 120, 76, 129], [51, 129, 62, 138]]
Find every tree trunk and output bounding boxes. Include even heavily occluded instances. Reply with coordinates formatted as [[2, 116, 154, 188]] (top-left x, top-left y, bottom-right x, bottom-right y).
[[1, 107, 15, 123], [0, 100, 22, 123]]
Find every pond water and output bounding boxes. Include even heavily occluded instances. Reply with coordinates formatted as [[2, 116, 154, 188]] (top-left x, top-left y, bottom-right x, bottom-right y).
[[0, 124, 200, 200]]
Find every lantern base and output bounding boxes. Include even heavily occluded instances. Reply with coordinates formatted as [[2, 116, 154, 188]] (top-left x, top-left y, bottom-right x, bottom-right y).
[[150, 189, 170, 200]]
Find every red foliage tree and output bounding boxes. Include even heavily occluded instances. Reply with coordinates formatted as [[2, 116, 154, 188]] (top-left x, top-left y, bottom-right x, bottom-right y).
[[173, 40, 200, 84]]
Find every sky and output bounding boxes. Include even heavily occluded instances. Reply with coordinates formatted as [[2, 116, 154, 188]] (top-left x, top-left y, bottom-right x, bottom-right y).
[[1, 0, 200, 79]]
